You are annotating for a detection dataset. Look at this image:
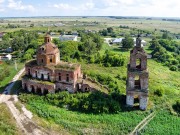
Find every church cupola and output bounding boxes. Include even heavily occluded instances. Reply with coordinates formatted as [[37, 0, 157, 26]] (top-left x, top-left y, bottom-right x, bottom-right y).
[[36, 35, 60, 66], [44, 34, 51, 43]]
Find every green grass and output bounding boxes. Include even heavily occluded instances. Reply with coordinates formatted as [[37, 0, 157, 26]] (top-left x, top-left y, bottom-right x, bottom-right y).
[[24, 100, 148, 135], [0, 104, 20, 135], [140, 111, 180, 135], [12, 39, 179, 135], [0, 62, 24, 93]]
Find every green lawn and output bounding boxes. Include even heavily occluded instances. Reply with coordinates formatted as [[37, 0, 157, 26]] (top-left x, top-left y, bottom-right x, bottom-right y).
[[0, 62, 24, 93]]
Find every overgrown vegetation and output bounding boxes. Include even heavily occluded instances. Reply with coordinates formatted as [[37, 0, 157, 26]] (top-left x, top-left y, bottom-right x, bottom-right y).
[[0, 104, 19, 135], [149, 38, 180, 71], [20, 91, 124, 114], [19, 93, 149, 135], [140, 111, 180, 135]]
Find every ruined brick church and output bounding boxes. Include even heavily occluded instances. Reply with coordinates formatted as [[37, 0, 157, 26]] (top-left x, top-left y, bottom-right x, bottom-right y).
[[126, 36, 149, 110], [22, 34, 97, 94]]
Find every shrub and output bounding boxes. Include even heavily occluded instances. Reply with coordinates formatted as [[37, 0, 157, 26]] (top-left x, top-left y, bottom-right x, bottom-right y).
[[169, 65, 177, 71], [154, 87, 165, 97], [172, 100, 180, 115]]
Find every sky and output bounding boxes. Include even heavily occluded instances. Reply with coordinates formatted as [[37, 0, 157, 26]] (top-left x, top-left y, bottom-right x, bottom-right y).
[[0, 0, 180, 17]]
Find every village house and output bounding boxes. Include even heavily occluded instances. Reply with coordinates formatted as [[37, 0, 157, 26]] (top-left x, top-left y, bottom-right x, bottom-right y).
[[0, 54, 12, 61], [59, 35, 78, 41]]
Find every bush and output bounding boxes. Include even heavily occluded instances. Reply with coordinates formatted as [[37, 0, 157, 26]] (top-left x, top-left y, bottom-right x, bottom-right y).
[[169, 65, 177, 71], [154, 87, 165, 97], [172, 100, 180, 115], [19, 91, 123, 114]]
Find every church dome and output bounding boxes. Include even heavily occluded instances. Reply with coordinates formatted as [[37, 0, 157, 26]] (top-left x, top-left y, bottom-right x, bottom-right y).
[[37, 34, 59, 55], [36, 34, 60, 66]]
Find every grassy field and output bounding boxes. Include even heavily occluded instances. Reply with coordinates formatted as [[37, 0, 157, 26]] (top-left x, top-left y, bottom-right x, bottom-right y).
[[0, 104, 20, 135], [1, 17, 179, 134], [1, 17, 180, 33], [17, 42, 179, 134], [0, 62, 24, 93]]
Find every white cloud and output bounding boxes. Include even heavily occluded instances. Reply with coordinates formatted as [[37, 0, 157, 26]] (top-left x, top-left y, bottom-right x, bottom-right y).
[[0, 0, 5, 3], [52, 3, 78, 10], [7, 0, 35, 12], [51, 1, 95, 11], [90, 0, 180, 17], [0, 0, 5, 12], [80, 2, 95, 10], [0, 0, 180, 17]]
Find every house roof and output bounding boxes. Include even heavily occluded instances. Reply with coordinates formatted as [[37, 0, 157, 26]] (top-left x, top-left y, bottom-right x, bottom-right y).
[[113, 38, 123, 43]]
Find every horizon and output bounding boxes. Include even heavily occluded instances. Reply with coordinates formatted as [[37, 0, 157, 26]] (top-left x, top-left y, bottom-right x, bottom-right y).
[[0, 0, 180, 18], [0, 16, 180, 19]]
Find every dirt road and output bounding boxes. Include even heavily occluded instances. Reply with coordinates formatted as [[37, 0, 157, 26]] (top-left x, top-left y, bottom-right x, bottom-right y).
[[0, 68, 50, 135]]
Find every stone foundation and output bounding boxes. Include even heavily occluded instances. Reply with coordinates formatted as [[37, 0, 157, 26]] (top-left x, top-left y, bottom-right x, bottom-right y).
[[126, 95, 134, 107], [139, 96, 148, 110]]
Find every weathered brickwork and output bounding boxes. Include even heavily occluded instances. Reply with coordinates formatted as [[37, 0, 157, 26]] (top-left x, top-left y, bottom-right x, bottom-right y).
[[126, 36, 149, 110], [22, 34, 101, 95]]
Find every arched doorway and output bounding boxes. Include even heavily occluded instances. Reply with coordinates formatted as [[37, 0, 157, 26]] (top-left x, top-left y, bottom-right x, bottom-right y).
[[36, 87, 42, 95], [41, 74, 44, 80], [31, 85, 35, 93], [24, 83, 27, 90], [43, 89, 48, 95], [28, 69, 31, 76]]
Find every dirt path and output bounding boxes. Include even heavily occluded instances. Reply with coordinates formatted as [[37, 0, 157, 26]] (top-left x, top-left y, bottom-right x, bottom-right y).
[[129, 112, 156, 135], [6, 97, 49, 135], [0, 67, 50, 135]]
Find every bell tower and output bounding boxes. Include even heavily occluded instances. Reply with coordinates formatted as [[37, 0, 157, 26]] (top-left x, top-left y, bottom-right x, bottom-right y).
[[126, 35, 149, 110]]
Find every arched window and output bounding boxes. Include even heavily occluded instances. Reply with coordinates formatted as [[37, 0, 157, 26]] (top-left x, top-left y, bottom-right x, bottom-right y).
[[66, 74, 69, 82], [28, 69, 31, 76], [135, 75, 141, 89], [136, 58, 141, 69], [59, 73, 61, 81], [47, 73, 50, 80], [50, 58, 52, 63], [35, 71, 38, 78]]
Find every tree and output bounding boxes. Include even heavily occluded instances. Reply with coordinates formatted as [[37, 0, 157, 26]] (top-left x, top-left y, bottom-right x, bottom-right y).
[[30, 24, 34, 27], [149, 38, 159, 49], [101, 29, 108, 36], [121, 36, 134, 49], [107, 27, 113, 33], [84, 39, 97, 56]]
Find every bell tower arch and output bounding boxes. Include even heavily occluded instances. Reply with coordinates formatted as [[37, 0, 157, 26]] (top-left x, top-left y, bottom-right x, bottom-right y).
[[126, 35, 149, 110]]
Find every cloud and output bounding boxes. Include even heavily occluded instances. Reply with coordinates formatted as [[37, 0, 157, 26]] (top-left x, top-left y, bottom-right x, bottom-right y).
[[0, 0, 5, 3], [51, 1, 95, 11], [0, 0, 5, 12], [52, 3, 78, 10], [0, 0, 180, 17], [7, 0, 35, 12]]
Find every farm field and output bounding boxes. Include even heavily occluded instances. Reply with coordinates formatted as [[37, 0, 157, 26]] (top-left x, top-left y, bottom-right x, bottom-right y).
[[1, 17, 180, 33]]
